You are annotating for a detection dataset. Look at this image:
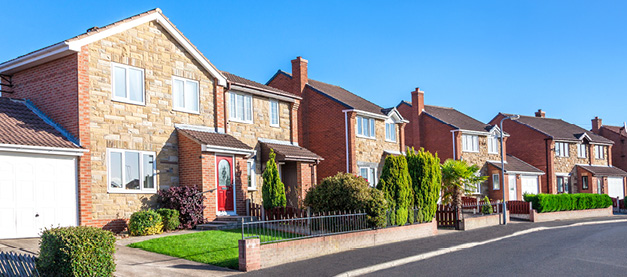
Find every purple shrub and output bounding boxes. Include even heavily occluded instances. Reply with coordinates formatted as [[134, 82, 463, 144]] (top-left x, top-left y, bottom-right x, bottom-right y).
[[158, 186, 206, 229]]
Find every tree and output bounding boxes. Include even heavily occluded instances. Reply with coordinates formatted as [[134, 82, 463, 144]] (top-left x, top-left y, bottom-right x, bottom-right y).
[[377, 155, 414, 226], [441, 159, 487, 215], [406, 147, 441, 222], [262, 149, 286, 209]]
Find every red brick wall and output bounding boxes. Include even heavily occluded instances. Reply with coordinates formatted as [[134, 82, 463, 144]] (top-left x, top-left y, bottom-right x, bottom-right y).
[[421, 115, 456, 160], [397, 102, 414, 147], [597, 127, 627, 172], [235, 156, 248, 216], [76, 46, 93, 227]]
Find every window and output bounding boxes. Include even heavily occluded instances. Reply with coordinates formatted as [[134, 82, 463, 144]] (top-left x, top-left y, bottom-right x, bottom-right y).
[[112, 63, 145, 104], [359, 167, 377, 187], [269, 100, 279, 127], [555, 142, 569, 157], [597, 178, 603, 194], [582, 176, 589, 190], [229, 92, 252, 123], [172, 76, 199, 113], [462, 134, 479, 152], [595, 145, 605, 160], [247, 159, 256, 190], [488, 135, 499, 154], [557, 176, 569, 193], [385, 122, 396, 142], [577, 144, 588, 158], [108, 149, 156, 193], [492, 174, 500, 190], [356, 116, 375, 138]]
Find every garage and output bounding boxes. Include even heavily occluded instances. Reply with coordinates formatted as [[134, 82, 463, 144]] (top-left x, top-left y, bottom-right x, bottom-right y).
[[608, 177, 625, 200], [521, 175, 540, 195], [577, 165, 627, 200]]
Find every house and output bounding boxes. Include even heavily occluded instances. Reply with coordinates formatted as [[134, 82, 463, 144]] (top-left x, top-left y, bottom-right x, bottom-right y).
[[591, 117, 627, 198], [397, 88, 544, 200], [0, 8, 275, 237], [266, 57, 407, 185], [490, 110, 627, 200]]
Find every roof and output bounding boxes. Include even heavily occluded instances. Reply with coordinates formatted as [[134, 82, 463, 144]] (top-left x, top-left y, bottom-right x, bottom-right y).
[[261, 141, 322, 162], [221, 71, 300, 99], [276, 71, 386, 115], [602, 125, 627, 137], [488, 154, 545, 174], [0, 98, 80, 149], [424, 105, 493, 133], [177, 128, 252, 151], [504, 114, 613, 144], [578, 165, 627, 177], [0, 8, 227, 86]]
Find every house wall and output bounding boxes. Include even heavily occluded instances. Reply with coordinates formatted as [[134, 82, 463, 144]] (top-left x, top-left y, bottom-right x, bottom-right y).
[[397, 102, 414, 147], [355, 117, 402, 177], [597, 127, 627, 172], [227, 93, 293, 146], [419, 115, 456, 160]]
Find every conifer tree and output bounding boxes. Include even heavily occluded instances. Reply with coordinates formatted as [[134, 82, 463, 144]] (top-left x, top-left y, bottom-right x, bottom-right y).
[[262, 149, 286, 209]]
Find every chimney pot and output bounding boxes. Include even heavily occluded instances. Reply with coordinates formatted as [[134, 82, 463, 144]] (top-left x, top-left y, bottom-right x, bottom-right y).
[[535, 109, 546, 118]]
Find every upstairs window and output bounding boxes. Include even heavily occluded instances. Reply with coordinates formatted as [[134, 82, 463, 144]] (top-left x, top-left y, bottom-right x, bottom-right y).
[[555, 142, 569, 157], [229, 92, 252, 123], [108, 149, 155, 193], [595, 145, 605, 160], [357, 116, 375, 138], [577, 144, 588, 158], [385, 122, 396, 142], [172, 76, 199, 113], [112, 63, 145, 105], [269, 100, 279, 127], [488, 135, 499, 154], [462, 134, 479, 152]]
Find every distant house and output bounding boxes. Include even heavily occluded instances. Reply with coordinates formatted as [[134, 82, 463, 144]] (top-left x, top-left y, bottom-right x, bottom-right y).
[[267, 57, 407, 185], [591, 117, 627, 197], [397, 88, 543, 200], [490, 110, 627, 199]]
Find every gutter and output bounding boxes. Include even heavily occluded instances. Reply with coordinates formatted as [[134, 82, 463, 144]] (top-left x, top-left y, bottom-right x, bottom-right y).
[[0, 143, 88, 156], [451, 129, 459, 160], [344, 110, 350, 172]]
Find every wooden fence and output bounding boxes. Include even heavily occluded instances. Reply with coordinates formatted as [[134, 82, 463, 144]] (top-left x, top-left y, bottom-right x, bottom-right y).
[[0, 251, 39, 276], [436, 204, 459, 228], [247, 201, 307, 220], [507, 200, 531, 214]]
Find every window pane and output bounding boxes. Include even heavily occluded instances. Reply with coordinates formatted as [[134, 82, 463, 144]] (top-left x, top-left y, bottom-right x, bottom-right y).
[[392, 125, 396, 141], [128, 68, 144, 102], [110, 152, 122, 188], [230, 93, 236, 119], [143, 154, 154, 189], [113, 66, 126, 98], [244, 95, 252, 121], [237, 94, 245, 120], [473, 136, 478, 151], [271, 101, 279, 125], [124, 152, 140, 190], [247, 161, 254, 188], [357, 117, 362, 135], [370, 119, 375, 137], [173, 79, 184, 109], [370, 168, 376, 186], [185, 81, 199, 112], [360, 168, 368, 180]]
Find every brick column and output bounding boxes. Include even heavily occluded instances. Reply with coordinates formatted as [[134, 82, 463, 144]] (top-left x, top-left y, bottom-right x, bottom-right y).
[[202, 152, 217, 221], [290, 100, 300, 145], [399, 122, 406, 153], [215, 83, 226, 132], [239, 238, 261, 271], [346, 111, 358, 173], [546, 140, 555, 194], [235, 156, 248, 216], [77, 46, 93, 226]]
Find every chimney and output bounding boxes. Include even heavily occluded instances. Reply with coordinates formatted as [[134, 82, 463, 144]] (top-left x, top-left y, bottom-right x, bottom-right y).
[[291, 56, 308, 96], [535, 109, 545, 118], [591, 116, 602, 133], [411, 88, 424, 116], [411, 88, 425, 147]]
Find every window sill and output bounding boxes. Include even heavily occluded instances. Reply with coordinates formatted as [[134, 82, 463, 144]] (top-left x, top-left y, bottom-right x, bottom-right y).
[[230, 118, 254, 124], [173, 107, 200, 115], [356, 135, 376, 140], [462, 150, 480, 153], [248, 187, 258, 191], [270, 124, 281, 128], [108, 189, 157, 194], [111, 98, 146, 106], [385, 139, 397, 143]]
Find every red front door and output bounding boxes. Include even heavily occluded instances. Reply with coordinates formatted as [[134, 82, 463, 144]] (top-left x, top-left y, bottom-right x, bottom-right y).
[[217, 156, 234, 212]]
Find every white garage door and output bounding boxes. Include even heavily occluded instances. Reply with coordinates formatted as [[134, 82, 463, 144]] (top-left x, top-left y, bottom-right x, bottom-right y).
[[521, 176, 539, 195], [608, 177, 624, 200], [0, 152, 78, 239]]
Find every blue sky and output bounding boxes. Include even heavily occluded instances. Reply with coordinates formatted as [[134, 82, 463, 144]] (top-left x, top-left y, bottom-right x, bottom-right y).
[[1, 1, 625, 128]]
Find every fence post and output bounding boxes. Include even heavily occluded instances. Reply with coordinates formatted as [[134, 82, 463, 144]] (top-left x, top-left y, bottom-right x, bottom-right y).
[[246, 199, 251, 216], [261, 207, 265, 221]]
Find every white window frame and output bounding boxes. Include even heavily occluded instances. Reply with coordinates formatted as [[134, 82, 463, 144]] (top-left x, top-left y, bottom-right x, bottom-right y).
[[557, 175, 569, 193], [492, 174, 500, 190], [385, 121, 396, 142], [172, 76, 200, 114], [107, 148, 156, 194], [269, 99, 280, 127], [462, 134, 479, 153], [488, 135, 499, 154], [356, 116, 376, 139], [359, 166, 377, 187], [577, 143, 588, 158], [247, 159, 257, 191], [229, 91, 253, 124], [111, 62, 145, 105], [595, 145, 605, 160], [555, 142, 569, 157]]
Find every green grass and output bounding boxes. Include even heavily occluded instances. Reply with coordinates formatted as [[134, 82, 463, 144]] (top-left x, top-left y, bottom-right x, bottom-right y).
[[128, 228, 297, 269]]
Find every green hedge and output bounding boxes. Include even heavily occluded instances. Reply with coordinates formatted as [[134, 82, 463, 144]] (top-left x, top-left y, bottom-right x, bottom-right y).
[[377, 155, 414, 226], [524, 193, 612, 213], [129, 210, 163, 236], [157, 208, 180, 231], [37, 226, 116, 276]]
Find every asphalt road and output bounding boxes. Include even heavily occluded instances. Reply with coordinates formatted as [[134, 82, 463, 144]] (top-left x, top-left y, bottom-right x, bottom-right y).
[[242, 216, 627, 277]]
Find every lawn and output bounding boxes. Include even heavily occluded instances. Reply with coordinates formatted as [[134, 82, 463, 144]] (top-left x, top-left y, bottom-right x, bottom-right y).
[[128, 228, 296, 269]]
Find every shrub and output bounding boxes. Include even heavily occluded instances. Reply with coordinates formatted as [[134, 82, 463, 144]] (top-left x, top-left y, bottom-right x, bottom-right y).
[[406, 147, 441, 222], [525, 193, 613, 213], [37, 226, 116, 276], [304, 172, 388, 228], [157, 208, 180, 231], [158, 185, 206, 229], [129, 210, 163, 236], [262, 149, 287, 210], [377, 155, 414, 226], [481, 196, 493, 215]]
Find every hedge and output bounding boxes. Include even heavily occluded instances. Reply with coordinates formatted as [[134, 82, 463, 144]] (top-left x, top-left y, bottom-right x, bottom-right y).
[[128, 210, 163, 236], [524, 193, 613, 213], [157, 208, 180, 231], [406, 147, 441, 222], [37, 226, 116, 276], [377, 155, 414, 226], [158, 185, 206, 229]]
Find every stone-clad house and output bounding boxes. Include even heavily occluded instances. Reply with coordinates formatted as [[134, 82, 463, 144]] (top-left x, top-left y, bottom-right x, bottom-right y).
[[267, 57, 407, 185], [591, 117, 627, 198], [490, 110, 627, 200], [397, 88, 544, 200]]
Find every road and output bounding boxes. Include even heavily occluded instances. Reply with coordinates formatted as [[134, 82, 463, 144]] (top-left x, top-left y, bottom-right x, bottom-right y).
[[242, 216, 627, 276]]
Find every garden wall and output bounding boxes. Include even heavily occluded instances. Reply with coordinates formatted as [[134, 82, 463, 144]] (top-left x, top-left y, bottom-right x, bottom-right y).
[[529, 206, 613, 222], [461, 212, 507, 231], [239, 220, 437, 271]]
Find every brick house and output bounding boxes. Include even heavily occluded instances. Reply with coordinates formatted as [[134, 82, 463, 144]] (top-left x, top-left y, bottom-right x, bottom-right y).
[[591, 117, 627, 198], [490, 110, 627, 199], [267, 57, 407, 185], [0, 9, 285, 236], [397, 88, 543, 200]]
